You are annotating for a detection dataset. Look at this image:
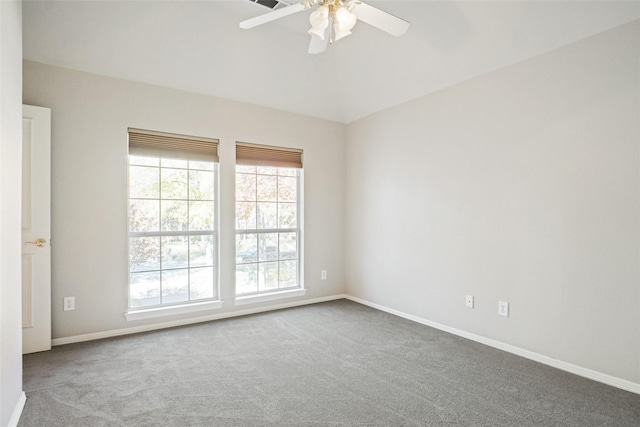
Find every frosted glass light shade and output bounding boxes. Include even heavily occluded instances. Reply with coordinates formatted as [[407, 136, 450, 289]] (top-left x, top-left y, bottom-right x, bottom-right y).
[[334, 7, 357, 32], [333, 28, 352, 42], [308, 27, 326, 40], [308, 5, 329, 40]]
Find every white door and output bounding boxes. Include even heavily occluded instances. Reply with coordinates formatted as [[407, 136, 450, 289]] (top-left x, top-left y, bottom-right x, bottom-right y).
[[22, 105, 52, 354]]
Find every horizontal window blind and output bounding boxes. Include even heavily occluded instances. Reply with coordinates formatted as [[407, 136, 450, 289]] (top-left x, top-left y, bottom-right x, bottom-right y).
[[236, 142, 303, 169], [128, 128, 219, 162]]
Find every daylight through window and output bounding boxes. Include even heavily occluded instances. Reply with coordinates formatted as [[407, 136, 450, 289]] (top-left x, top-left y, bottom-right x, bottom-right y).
[[235, 142, 303, 296], [128, 129, 219, 309]]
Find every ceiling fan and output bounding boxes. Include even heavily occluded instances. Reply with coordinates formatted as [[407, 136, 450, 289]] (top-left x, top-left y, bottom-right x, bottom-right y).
[[239, 0, 410, 54]]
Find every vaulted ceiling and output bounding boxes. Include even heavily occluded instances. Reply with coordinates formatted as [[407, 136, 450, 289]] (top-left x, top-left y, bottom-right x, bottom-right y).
[[22, 1, 640, 123]]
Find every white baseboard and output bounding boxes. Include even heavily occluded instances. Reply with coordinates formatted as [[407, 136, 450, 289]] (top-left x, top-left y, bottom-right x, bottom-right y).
[[344, 295, 640, 395], [52, 294, 347, 346], [8, 392, 26, 427], [50, 293, 639, 395]]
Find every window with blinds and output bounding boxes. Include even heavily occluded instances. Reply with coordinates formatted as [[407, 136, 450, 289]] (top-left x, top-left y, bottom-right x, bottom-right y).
[[128, 128, 219, 309], [235, 142, 303, 296]]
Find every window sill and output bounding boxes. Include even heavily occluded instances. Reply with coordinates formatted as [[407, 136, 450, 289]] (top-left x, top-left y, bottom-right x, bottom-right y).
[[234, 288, 307, 306], [125, 300, 224, 321]]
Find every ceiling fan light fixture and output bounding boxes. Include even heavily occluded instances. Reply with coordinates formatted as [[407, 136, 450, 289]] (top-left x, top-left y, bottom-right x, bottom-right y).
[[333, 27, 352, 42], [308, 5, 329, 39], [239, 0, 410, 54], [308, 27, 326, 40], [334, 6, 357, 32]]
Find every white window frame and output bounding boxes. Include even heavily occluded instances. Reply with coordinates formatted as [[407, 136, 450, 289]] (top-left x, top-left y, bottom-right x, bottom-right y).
[[126, 135, 222, 320], [234, 165, 305, 301]]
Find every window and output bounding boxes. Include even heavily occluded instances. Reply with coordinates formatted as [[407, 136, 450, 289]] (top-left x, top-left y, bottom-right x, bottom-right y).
[[235, 142, 303, 296], [128, 129, 218, 310]]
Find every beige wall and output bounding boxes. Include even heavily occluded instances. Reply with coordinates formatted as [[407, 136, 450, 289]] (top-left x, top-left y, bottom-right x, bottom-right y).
[[22, 17, 640, 393], [0, 1, 24, 425], [23, 61, 346, 339], [346, 21, 640, 385]]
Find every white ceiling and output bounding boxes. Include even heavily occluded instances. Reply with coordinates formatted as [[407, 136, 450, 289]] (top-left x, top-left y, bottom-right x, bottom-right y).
[[22, 0, 640, 123]]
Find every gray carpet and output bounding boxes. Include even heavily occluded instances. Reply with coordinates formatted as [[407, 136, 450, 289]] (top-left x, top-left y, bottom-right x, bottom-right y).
[[19, 300, 640, 426]]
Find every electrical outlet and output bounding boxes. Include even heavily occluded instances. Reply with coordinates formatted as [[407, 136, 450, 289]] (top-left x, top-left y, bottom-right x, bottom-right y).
[[465, 295, 474, 308], [498, 300, 509, 317], [321, 270, 327, 280], [63, 296, 75, 311]]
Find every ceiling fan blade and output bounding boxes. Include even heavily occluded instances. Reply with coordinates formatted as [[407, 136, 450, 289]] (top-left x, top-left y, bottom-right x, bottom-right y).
[[239, 2, 307, 30], [352, 2, 410, 37], [308, 34, 328, 54]]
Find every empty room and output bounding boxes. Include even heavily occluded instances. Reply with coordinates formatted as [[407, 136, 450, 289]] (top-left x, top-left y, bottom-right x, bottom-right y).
[[1, 0, 639, 426]]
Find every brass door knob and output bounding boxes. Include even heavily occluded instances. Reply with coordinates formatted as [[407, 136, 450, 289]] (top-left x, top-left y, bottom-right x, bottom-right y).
[[25, 238, 47, 247]]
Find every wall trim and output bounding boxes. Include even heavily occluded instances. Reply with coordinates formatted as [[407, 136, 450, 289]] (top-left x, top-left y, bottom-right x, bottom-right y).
[[52, 294, 347, 346], [125, 300, 225, 322], [51, 293, 639, 395], [344, 295, 640, 395], [8, 392, 26, 427], [234, 288, 307, 306]]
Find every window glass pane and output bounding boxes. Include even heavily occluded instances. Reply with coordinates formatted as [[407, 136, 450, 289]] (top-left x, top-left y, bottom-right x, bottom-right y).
[[236, 173, 257, 202], [190, 201, 215, 231], [234, 161, 300, 297], [257, 166, 278, 175], [236, 234, 257, 263], [190, 235, 214, 267], [162, 236, 188, 270], [161, 158, 188, 168], [236, 201, 257, 230], [190, 267, 214, 300], [162, 269, 189, 304], [259, 261, 278, 291], [189, 160, 214, 171], [278, 176, 297, 202], [257, 202, 277, 229], [130, 200, 160, 232], [161, 200, 188, 231], [130, 166, 159, 199], [236, 263, 257, 295], [189, 170, 215, 200], [279, 232, 297, 260], [278, 167, 297, 177], [236, 165, 256, 174], [257, 175, 277, 201], [130, 271, 161, 307], [278, 203, 297, 229], [258, 233, 278, 262], [161, 168, 188, 200], [129, 150, 218, 310], [279, 260, 297, 288], [130, 155, 159, 167], [130, 237, 160, 272]]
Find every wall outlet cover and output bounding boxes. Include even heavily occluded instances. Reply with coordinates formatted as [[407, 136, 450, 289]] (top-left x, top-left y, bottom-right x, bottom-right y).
[[63, 296, 75, 311], [498, 300, 509, 317], [465, 295, 474, 308]]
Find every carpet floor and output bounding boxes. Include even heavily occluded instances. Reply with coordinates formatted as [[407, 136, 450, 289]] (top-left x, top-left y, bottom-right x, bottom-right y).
[[19, 299, 640, 426]]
